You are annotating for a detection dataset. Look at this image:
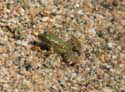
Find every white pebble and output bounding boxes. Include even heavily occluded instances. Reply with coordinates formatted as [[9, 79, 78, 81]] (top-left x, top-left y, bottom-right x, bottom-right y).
[[41, 17, 49, 22], [88, 28, 96, 36], [77, 10, 84, 15], [107, 42, 113, 48], [102, 87, 113, 92], [75, 3, 80, 8]]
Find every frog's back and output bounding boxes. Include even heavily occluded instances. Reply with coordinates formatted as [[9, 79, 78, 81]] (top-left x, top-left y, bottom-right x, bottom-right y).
[[38, 32, 71, 54]]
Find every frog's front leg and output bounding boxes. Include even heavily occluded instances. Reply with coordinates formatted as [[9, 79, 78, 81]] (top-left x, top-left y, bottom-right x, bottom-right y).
[[41, 46, 55, 57]]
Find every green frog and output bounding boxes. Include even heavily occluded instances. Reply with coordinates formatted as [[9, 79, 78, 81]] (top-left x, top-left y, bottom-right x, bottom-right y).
[[38, 32, 82, 63]]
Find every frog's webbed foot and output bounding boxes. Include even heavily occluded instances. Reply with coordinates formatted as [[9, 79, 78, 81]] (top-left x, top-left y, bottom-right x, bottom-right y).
[[61, 51, 80, 65]]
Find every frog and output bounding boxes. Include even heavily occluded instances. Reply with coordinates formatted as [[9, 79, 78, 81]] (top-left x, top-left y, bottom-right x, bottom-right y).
[[38, 32, 82, 63]]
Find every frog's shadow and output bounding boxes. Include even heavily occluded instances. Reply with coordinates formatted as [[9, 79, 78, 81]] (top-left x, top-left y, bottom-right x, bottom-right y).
[[30, 41, 50, 51]]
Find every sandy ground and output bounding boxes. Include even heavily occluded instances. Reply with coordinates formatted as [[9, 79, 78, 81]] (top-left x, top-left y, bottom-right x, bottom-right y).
[[0, 0, 125, 92]]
